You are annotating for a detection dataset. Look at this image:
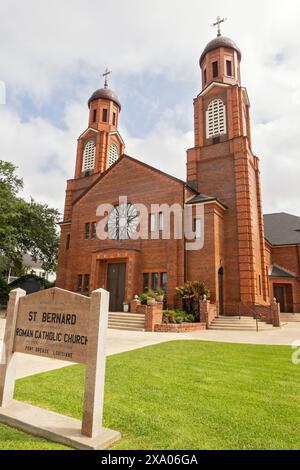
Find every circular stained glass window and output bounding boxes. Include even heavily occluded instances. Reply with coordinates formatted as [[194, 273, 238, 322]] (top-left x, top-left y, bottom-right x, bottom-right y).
[[107, 203, 138, 240]]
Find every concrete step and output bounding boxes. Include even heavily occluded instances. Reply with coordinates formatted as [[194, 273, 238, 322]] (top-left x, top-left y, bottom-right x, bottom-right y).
[[209, 325, 272, 331], [209, 316, 272, 331], [281, 315, 300, 322], [108, 325, 145, 332], [109, 313, 145, 319], [108, 320, 145, 328], [215, 316, 258, 321], [211, 319, 258, 324], [108, 317, 145, 323], [108, 312, 145, 331]]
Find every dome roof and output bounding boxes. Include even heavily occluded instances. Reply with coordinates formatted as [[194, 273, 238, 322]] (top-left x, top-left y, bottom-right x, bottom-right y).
[[200, 36, 242, 65], [88, 87, 121, 110]]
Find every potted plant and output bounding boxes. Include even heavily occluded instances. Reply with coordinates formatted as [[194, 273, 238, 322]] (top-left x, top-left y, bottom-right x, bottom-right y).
[[144, 290, 156, 306], [123, 300, 129, 313], [139, 293, 148, 305], [155, 287, 164, 303]]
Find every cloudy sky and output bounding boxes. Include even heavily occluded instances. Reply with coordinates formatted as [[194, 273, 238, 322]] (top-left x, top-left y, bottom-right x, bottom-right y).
[[0, 0, 299, 216]]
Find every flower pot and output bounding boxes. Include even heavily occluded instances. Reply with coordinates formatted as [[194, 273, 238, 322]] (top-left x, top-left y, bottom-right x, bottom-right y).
[[155, 295, 164, 303], [123, 304, 129, 313], [147, 298, 156, 307]]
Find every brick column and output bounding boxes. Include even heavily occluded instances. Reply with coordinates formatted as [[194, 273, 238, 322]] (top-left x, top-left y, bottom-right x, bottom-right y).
[[145, 303, 163, 332], [199, 299, 209, 324], [130, 299, 140, 313]]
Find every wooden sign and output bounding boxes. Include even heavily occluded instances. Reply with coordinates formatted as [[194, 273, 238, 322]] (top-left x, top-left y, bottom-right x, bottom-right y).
[[0, 287, 121, 450]]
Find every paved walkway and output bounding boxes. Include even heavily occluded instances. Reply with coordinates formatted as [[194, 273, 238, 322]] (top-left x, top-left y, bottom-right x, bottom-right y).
[[1, 319, 300, 379]]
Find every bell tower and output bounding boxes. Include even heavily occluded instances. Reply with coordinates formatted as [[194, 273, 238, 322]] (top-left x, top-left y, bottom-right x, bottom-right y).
[[62, 70, 125, 222], [187, 20, 269, 311], [74, 69, 125, 180]]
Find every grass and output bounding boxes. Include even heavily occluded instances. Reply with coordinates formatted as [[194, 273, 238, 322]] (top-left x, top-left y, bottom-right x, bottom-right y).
[[0, 340, 300, 449]]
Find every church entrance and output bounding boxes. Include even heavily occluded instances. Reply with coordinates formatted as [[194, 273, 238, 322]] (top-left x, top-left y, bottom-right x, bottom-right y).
[[218, 267, 224, 315], [273, 284, 293, 313], [107, 263, 126, 312], [274, 285, 285, 312]]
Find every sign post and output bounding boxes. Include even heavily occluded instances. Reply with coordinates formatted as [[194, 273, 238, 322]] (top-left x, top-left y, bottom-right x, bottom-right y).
[[0, 287, 121, 450]]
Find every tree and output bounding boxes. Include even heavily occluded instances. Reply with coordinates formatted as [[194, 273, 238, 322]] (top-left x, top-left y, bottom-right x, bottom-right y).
[[0, 160, 60, 275]]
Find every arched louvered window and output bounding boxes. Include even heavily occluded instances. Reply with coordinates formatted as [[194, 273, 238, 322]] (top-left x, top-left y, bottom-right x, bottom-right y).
[[82, 139, 96, 171], [206, 99, 227, 139], [109, 143, 119, 167]]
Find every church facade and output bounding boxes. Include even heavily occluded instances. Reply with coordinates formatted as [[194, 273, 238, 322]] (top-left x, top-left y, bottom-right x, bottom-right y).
[[56, 33, 300, 315]]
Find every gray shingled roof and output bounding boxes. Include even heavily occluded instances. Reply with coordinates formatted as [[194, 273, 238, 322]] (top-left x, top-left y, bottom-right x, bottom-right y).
[[264, 213, 300, 246], [269, 265, 296, 278], [186, 193, 227, 208]]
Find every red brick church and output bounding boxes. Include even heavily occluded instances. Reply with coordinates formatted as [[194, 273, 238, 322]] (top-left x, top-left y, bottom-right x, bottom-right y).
[[56, 30, 300, 315]]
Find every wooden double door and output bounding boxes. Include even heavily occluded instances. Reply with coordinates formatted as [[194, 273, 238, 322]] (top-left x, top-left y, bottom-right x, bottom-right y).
[[107, 263, 126, 312]]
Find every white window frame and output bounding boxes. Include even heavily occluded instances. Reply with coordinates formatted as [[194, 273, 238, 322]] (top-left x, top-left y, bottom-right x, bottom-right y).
[[82, 139, 96, 171], [108, 143, 119, 167], [206, 99, 227, 139]]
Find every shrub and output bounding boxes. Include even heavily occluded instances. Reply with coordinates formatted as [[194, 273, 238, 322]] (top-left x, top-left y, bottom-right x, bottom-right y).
[[139, 293, 148, 305], [139, 290, 156, 305], [155, 287, 164, 296], [176, 281, 210, 301], [175, 281, 210, 320], [145, 290, 156, 299], [163, 309, 196, 324]]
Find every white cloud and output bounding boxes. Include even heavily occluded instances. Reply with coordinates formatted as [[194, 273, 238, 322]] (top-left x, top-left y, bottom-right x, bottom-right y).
[[0, 0, 299, 215], [0, 104, 86, 213]]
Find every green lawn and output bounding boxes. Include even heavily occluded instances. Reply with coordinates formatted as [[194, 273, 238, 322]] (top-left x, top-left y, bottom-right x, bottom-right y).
[[0, 340, 300, 450]]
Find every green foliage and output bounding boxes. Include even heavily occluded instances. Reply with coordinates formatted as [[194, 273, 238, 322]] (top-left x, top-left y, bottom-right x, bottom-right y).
[[145, 289, 156, 298], [175, 281, 210, 320], [139, 293, 148, 305], [0, 276, 10, 305], [139, 290, 156, 305], [0, 160, 60, 274], [163, 309, 196, 324], [176, 280, 210, 301], [175, 281, 194, 299], [155, 287, 164, 296]]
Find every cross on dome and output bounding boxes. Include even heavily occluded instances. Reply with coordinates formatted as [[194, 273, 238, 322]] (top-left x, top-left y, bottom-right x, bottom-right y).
[[102, 68, 112, 88], [211, 16, 227, 37]]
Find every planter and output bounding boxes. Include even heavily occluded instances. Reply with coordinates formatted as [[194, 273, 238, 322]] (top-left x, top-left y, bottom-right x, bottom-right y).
[[147, 298, 156, 307], [154, 322, 206, 333], [155, 295, 164, 303], [123, 304, 129, 313]]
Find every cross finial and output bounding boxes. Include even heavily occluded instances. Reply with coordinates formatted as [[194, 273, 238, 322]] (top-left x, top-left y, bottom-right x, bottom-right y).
[[211, 16, 227, 37], [102, 68, 112, 88]]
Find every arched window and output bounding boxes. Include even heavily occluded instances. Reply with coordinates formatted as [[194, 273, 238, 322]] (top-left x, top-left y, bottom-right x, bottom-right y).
[[82, 139, 96, 171], [206, 99, 227, 139], [109, 143, 119, 167]]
